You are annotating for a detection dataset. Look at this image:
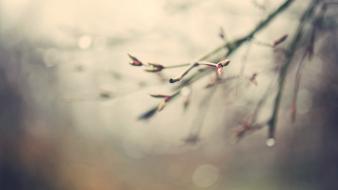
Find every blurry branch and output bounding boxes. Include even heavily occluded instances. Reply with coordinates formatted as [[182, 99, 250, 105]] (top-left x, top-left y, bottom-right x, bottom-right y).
[[173, 0, 295, 90], [291, 51, 307, 122], [252, 0, 268, 12], [267, 0, 320, 141], [132, 0, 295, 121], [184, 86, 218, 145], [234, 78, 276, 142], [128, 0, 315, 145], [126, 0, 338, 146], [287, 0, 336, 126], [214, 0, 294, 58], [138, 91, 180, 120]]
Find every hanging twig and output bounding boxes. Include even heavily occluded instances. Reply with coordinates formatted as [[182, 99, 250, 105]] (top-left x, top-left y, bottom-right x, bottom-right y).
[[267, 0, 320, 143]]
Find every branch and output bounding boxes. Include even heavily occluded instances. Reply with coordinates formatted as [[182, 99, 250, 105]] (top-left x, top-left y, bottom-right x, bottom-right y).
[[195, 0, 294, 62], [176, 0, 295, 90], [137, 0, 295, 120], [267, 0, 320, 141]]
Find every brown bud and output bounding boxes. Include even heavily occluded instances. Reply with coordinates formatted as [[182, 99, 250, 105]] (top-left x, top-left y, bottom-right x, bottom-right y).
[[150, 94, 169, 98], [273, 34, 288, 47], [249, 73, 258, 86], [218, 59, 230, 67]]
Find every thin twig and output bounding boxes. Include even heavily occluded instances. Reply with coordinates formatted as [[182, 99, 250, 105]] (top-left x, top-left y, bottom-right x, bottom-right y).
[[291, 48, 308, 122], [163, 63, 191, 69]]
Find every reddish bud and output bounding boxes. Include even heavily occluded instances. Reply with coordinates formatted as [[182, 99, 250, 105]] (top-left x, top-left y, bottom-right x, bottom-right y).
[[128, 53, 143, 66], [164, 96, 172, 102], [216, 63, 223, 77], [234, 121, 252, 139]]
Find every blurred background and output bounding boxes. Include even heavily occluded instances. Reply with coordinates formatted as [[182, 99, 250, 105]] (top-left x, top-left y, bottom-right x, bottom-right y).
[[0, 0, 337, 189]]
